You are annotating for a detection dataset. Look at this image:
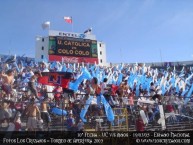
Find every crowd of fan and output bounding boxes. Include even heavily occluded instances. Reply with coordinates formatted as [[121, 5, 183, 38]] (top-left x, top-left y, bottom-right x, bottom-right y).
[[0, 56, 193, 131]]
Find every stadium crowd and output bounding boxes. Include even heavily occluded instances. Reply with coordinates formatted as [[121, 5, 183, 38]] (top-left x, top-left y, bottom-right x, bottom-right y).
[[0, 55, 193, 131]]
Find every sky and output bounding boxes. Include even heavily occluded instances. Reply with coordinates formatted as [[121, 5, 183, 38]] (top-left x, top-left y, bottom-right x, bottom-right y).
[[0, 0, 193, 63]]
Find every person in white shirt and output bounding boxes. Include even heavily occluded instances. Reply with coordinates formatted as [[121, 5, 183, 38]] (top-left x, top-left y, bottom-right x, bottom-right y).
[[100, 78, 108, 94]]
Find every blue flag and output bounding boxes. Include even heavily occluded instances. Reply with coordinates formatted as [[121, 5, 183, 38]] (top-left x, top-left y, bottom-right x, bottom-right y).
[[69, 68, 92, 91], [185, 84, 193, 104], [100, 95, 115, 122], [80, 96, 94, 122], [51, 107, 67, 116]]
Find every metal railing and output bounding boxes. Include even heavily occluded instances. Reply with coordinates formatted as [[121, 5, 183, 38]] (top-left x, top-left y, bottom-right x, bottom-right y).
[[1, 91, 193, 131]]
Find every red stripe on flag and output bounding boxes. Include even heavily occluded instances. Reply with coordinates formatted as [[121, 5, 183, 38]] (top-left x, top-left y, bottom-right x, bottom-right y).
[[64, 17, 72, 24], [38, 72, 72, 89]]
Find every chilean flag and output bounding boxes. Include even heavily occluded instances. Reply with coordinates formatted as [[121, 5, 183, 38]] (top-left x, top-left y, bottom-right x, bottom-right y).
[[38, 72, 73, 89], [64, 16, 72, 24]]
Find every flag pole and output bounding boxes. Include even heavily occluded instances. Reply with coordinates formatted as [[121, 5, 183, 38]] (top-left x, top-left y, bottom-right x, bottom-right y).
[[71, 16, 73, 32]]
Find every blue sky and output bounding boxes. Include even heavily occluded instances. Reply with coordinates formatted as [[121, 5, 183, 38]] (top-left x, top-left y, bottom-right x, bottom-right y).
[[0, 0, 193, 63]]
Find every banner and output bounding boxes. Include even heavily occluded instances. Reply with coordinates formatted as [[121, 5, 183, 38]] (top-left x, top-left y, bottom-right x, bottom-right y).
[[38, 72, 73, 88]]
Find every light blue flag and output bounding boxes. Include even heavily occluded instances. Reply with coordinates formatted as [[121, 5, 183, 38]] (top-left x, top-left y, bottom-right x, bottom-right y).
[[69, 68, 92, 91], [185, 84, 193, 104], [181, 88, 189, 96], [116, 73, 123, 86], [50, 61, 56, 70], [97, 95, 102, 108], [170, 76, 175, 87], [109, 96, 116, 106], [80, 96, 94, 122], [67, 68, 72, 72], [13, 62, 20, 73], [118, 63, 123, 71], [176, 85, 180, 93], [128, 74, 134, 88], [61, 65, 67, 72], [89, 65, 95, 71], [29, 60, 34, 67], [100, 95, 115, 122], [91, 68, 96, 78], [161, 85, 166, 95], [51, 107, 67, 116]]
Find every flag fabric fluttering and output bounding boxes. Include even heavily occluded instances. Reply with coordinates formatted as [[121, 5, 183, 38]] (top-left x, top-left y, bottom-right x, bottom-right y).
[[64, 16, 72, 24], [100, 95, 115, 122], [38, 72, 73, 88], [80, 96, 94, 122], [42, 21, 50, 30]]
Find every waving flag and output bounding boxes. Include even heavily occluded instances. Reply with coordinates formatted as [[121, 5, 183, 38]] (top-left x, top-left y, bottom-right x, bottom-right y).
[[80, 96, 94, 122], [185, 84, 193, 104], [69, 68, 92, 91], [100, 95, 114, 122], [38, 72, 73, 88], [64, 16, 72, 24]]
